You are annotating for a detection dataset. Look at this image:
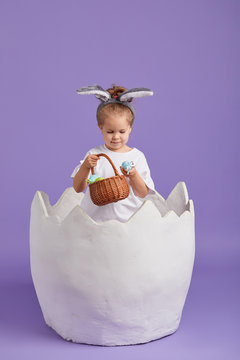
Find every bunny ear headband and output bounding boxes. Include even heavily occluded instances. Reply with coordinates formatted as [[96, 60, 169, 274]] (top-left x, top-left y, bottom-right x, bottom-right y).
[[76, 84, 154, 121]]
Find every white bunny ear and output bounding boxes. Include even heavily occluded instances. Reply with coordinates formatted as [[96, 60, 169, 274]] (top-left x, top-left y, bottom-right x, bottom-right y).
[[118, 87, 154, 102], [76, 84, 111, 102]]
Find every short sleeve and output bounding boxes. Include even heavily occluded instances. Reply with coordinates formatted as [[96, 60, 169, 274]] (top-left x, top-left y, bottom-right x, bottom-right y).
[[70, 150, 91, 178], [135, 152, 156, 197]]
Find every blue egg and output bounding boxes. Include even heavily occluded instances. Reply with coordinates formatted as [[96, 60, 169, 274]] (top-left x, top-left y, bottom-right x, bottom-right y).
[[121, 161, 134, 175], [87, 174, 100, 184]]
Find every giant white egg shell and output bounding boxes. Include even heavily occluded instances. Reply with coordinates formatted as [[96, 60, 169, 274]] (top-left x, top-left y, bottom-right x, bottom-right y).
[[30, 182, 195, 346]]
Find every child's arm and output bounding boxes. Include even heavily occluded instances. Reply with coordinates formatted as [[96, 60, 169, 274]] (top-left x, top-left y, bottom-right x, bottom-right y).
[[73, 154, 100, 193], [120, 167, 149, 198], [129, 170, 149, 198]]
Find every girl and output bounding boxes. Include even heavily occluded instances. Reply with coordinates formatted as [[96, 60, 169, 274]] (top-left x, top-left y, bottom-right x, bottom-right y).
[[71, 84, 156, 223]]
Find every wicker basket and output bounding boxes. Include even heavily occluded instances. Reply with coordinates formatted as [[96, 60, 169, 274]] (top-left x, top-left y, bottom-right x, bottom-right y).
[[89, 153, 130, 206]]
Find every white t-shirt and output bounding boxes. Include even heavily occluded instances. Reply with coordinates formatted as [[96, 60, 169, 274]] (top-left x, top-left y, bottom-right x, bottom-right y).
[[70, 144, 156, 223]]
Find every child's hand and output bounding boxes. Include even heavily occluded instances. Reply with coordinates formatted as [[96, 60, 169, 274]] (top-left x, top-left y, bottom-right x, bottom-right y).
[[82, 154, 100, 169], [120, 166, 137, 178]]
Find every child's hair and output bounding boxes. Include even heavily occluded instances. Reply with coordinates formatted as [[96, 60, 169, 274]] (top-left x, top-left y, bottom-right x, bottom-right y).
[[97, 84, 134, 128]]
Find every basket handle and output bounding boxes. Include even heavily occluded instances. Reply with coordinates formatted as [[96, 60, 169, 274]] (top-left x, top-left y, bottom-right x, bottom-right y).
[[90, 153, 120, 176]]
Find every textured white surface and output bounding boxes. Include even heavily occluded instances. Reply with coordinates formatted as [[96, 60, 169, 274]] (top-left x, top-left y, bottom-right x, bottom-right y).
[[30, 182, 195, 346]]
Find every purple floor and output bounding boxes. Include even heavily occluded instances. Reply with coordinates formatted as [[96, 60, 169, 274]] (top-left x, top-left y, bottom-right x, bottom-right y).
[[1, 232, 239, 360]]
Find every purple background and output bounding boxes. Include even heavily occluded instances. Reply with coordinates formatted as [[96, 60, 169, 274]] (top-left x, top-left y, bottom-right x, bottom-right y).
[[0, 0, 239, 358]]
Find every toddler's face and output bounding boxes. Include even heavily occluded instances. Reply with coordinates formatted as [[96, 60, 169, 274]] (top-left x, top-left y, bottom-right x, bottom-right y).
[[98, 114, 132, 152]]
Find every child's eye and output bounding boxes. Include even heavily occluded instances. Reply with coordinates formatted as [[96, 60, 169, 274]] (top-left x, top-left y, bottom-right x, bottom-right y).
[[107, 131, 125, 134]]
